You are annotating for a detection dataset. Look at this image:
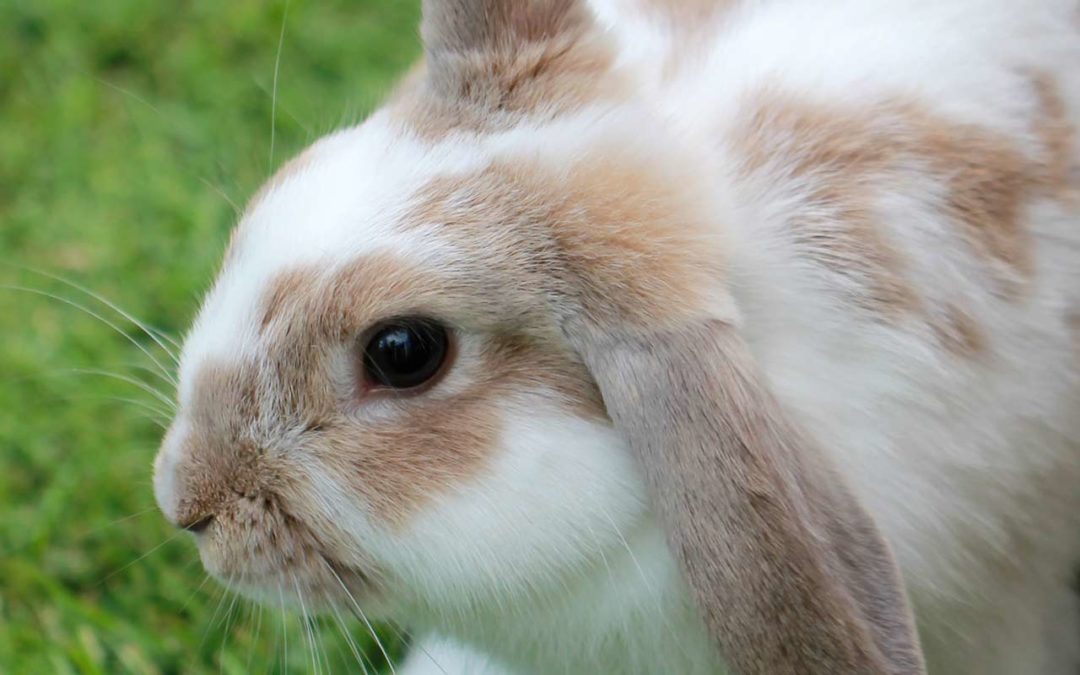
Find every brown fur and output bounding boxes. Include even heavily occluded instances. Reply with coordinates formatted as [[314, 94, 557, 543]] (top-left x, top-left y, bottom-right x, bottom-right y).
[[255, 255, 603, 525], [734, 85, 1074, 312], [931, 304, 987, 358], [734, 94, 923, 317], [405, 148, 726, 331], [406, 6, 927, 669], [565, 320, 925, 674], [166, 361, 378, 599], [393, 1, 621, 139], [1030, 73, 1076, 198], [400, 143, 925, 673]]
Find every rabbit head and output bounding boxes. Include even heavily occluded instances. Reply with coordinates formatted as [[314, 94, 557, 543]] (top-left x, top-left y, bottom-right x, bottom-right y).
[[153, 1, 924, 672]]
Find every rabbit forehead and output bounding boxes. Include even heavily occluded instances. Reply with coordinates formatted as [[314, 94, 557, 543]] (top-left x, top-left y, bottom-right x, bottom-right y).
[[176, 106, 625, 403], [177, 118, 474, 398]]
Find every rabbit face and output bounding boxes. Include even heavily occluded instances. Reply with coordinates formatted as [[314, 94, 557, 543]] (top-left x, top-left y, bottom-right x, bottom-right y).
[[151, 101, 718, 618]]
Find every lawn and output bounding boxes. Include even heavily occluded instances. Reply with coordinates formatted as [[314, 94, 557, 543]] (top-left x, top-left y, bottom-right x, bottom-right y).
[[0, 1, 420, 672]]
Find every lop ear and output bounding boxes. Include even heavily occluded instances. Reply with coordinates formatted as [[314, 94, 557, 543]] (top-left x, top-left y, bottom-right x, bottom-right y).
[[567, 319, 926, 675]]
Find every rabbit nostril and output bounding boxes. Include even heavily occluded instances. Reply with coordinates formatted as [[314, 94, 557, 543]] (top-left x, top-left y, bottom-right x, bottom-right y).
[[180, 515, 214, 534]]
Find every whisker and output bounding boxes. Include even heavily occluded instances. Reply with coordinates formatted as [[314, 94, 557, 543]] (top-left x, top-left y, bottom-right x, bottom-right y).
[[324, 561, 398, 674], [94, 79, 244, 220], [0, 284, 178, 388], [252, 80, 314, 138], [385, 623, 450, 675], [97, 530, 185, 587], [96, 77, 167, 118], [219, 576, 245, 674], [593, 502, 682, 645], [291, 574, 321, 675], [277, 583, 290, 672], [8, 263, 183, 360], [199, 577, 234, 655], [268, 0, 291, 170], [246, 601, 264, 674], [326, 596, 374, 675], [199, 176, 243, 216], [67, 368, 175, 410], [75, 394, 173, 421], [179, 573, 215, 617]]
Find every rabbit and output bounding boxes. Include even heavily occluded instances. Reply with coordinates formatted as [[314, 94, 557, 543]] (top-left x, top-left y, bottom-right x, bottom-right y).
[[151, 0, 1080, 673]]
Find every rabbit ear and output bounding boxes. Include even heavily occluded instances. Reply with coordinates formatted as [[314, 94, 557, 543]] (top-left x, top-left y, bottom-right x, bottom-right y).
[[567, 319, 926, 674], [421, 0, 590, 54], [419, 0, 600, 102]]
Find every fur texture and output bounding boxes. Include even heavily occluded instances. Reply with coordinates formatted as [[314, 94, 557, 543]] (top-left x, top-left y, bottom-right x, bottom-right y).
[[154, 0, 1080, 673]]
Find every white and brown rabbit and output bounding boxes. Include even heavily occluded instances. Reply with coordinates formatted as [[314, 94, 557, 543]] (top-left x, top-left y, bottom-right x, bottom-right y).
[[152, 0, 1080, 673]]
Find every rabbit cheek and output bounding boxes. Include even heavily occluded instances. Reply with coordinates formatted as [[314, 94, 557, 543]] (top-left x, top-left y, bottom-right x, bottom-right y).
[[318, 334, 604, 529]]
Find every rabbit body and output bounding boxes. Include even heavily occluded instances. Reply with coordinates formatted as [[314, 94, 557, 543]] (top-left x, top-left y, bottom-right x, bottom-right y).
[[153, 1, 1080, 674], [404, 1, 1080, 672]]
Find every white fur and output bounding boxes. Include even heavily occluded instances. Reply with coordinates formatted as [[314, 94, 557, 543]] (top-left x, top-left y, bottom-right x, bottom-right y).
[[397, 1, 1080, 672], [159, 1, 1080, 673]]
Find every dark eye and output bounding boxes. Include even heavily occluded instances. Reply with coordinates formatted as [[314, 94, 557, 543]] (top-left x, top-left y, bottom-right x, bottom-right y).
[[362, 318, 450, 390]]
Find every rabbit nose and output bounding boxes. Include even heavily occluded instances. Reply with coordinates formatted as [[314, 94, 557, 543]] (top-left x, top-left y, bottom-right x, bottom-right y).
[[179, 514, 215, 534]]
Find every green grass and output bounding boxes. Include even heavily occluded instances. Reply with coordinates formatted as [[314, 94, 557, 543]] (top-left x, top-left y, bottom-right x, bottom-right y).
[[0, 1, 421, 671]]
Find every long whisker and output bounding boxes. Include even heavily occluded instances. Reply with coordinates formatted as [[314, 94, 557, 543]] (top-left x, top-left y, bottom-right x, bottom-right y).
[[8, 263, 184, 359], [76, 394, 173, 421], [67, 368, 176, 410], [199, 576, 235, 655], [269, 0, 291, 170], [385, 623, 450, 675], [277, 583, 290, 672], [291, 574, 321, 675], [198, 176, 243, 217], [324, 561, 398, 674], [95, 79, 243, 218], [325, 593, 374, 675], [0, 284, 178, 389], [179, 573, 215, 617], [219, 576, 246, 674], [97, 530, 185, 586], [593, 502, 682, 645], [246, 601, 265, 674]]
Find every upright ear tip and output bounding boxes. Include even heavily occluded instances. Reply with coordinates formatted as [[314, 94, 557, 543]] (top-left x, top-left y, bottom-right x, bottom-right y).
[[421, 0, 593, 54]]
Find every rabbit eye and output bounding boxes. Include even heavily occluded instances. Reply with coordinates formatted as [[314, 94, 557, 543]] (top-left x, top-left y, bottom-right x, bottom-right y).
[[361, 318, 450, 390]]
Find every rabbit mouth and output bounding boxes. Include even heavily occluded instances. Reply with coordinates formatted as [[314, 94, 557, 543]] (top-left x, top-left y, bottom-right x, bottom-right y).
[[187, 492, 384, 616], [201, 543, 383, 617]]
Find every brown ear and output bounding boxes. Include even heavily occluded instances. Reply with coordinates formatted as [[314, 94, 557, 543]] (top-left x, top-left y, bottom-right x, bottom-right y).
[[566, 319, 926, 675], [421, 0, 590, 54], [417, 0, 609, 121]]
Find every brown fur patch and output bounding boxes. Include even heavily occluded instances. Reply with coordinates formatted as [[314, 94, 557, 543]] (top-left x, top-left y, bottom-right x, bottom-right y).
[[167, 360, 382, 597], [405, 147, 726, 332], [573, 320, 925, 673], [733, 95, 920, 317], [252, 255, 604, 526], [930, 304, 987, 357], [1030, 74, 1078, 201], [733, 84, 1074, 320]]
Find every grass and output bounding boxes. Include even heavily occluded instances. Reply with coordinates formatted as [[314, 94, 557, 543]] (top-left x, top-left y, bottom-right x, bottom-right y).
[[0, 1, 421, 671]]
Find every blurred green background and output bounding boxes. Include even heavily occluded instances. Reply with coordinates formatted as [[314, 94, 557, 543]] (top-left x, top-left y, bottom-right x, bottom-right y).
[[0, 1, 420, 672]]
